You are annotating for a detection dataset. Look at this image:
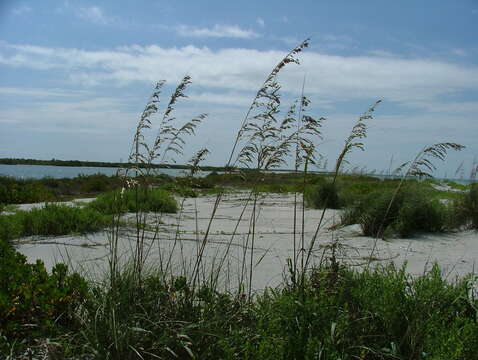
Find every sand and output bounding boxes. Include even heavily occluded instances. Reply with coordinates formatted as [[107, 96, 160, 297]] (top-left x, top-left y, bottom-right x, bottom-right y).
[[15, 192, 478, 290]]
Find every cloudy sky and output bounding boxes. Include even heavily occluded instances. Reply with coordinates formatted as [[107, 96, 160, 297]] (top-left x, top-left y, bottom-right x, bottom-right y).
[[0, 0, 477, 176]]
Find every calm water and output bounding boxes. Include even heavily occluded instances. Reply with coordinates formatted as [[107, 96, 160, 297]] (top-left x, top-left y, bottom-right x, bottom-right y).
[[0, 164, 206, 179]]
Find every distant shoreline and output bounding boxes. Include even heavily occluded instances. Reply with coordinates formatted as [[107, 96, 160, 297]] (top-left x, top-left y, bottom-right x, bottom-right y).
[[0, 157, 321, 174], [1, 158, 475, 184], [0, 158, 228, 172]]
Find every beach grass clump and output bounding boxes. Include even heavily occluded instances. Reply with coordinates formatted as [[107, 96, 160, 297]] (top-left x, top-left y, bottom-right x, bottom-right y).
[[0, 204, 111, 243], [76, 268, 249, 360], [455, 183, 478, 229], [246, 263, 478, 359], [0, 213, 23, 244], [305, 180, 340, 209], [343, 186, 449, 237], [22, 204, 111, 236], [88, 187, 177, 215]]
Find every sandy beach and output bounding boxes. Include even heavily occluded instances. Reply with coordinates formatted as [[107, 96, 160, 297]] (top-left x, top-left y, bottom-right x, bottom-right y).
[[16, 192, 478, 290]]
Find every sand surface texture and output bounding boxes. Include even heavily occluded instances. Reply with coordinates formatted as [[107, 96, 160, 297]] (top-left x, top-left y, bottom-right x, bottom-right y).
[[17, 192, 478, 290]]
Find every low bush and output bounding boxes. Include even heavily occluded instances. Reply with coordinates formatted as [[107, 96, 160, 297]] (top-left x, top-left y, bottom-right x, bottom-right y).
[[88, 187, 177, 214], [457, 183, 478, 229], [0, 214, 23, 244], [0, 241, 87, 346], [305, 180, 340, 209], [343, 186, 449, 237], [0, 177, 54, 204]]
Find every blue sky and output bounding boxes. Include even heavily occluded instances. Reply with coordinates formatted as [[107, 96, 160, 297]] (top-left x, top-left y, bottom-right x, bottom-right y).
[[0, 0, 477, 176]]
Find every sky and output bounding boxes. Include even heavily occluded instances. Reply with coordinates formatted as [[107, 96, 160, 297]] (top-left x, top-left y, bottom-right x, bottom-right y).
[[0, 0, 477, 177]]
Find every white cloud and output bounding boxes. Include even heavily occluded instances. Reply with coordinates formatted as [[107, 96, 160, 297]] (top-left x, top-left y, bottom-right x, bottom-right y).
[[0, 87, 90, 98], [77, 6, 112, 25], [189, 91, 253, 107], [405, 100, 478, 114], [1, 42, 477, 107], [12, 5, 32, 15], [0, 95, 134, 133], [175, 24, 259, 39], [256, 17, 265, 27]]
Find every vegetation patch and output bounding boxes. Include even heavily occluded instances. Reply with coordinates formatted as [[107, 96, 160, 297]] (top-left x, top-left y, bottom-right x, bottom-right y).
[[0, 241, 87, 347], [88, 187, 177, 215], [305, 180, 340, 209], [0, 204, 111, 243], [3, 262, 478, 359], [455, 183, 478, 229], [342, 186, 452, 237]]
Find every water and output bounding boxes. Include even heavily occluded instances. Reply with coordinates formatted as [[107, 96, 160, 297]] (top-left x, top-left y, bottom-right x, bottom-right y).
[[372, 174, 476, 185], [0, 164, 208, 179]]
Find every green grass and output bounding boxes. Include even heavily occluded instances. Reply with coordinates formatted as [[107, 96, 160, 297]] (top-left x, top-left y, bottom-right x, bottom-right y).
[[88, 187, 177, 215], [342, 185, 453, 237], [3, 259, 478, 359], [305, 180, 340, 209], [455, 183, 478, 229], [0, 174, 123, 205], [0, 203, 111, 243]]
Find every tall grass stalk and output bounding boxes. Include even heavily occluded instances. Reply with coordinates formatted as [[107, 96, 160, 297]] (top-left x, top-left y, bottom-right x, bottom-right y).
[[108, 76, 207, 288], [302, 100, 381, 284], [191, 39, 311, 293]]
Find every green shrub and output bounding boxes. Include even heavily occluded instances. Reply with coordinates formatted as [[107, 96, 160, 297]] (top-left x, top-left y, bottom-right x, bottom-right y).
[[345, 186, 448, 237], [458, 183, 478, 229], [0, 215, 23, 244], [88, 187, 177, 215], [0, 241, 87, 344], [0, 177, 54, 204], [395, 196, 447, 237], [305, 181, 340, 209]]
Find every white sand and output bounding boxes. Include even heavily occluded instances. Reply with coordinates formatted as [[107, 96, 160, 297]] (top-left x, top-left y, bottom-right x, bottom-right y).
[[16, 192, 478, 290]]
